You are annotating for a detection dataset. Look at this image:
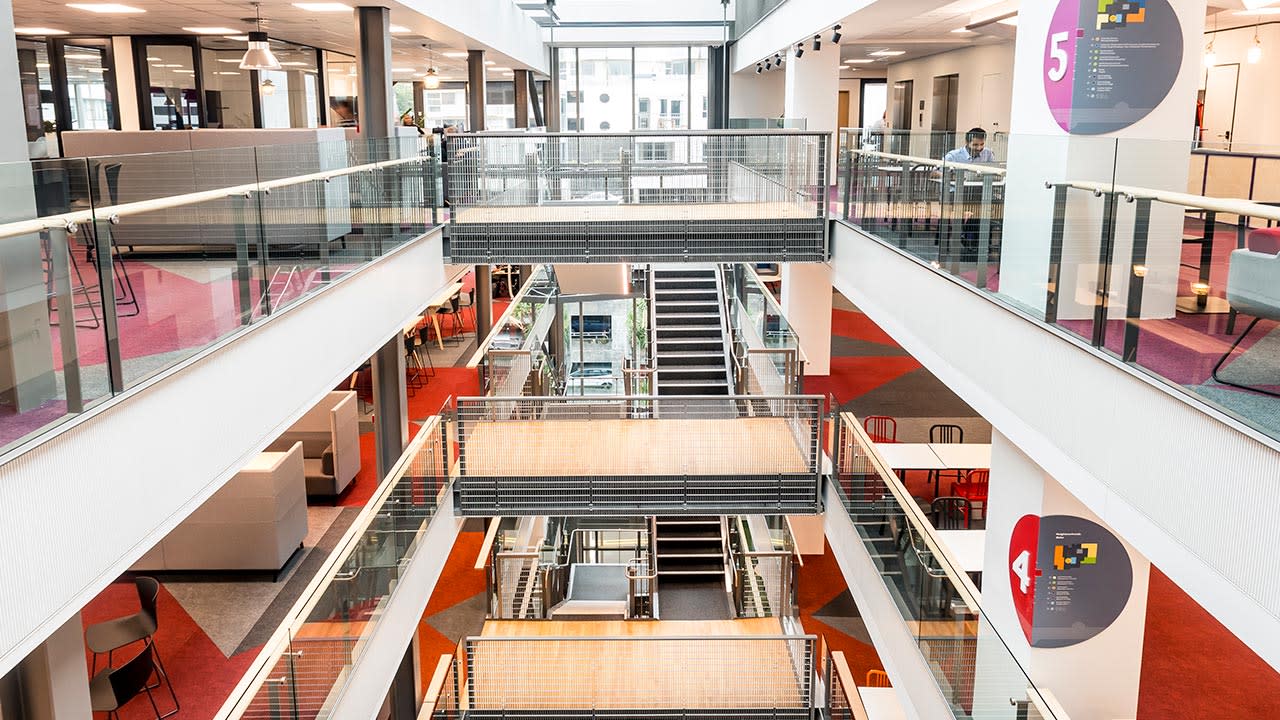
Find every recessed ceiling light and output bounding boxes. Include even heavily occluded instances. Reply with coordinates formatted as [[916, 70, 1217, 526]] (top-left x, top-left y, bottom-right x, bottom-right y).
[[280, 61, 308, 66], [147, 56, 162, 61], [36, 62, 50, 68], [217, 58, 243, 63], [65, 53, 99, 60], [216, 71, 240, 75], [159, 64, 186, 68], [15, 27, 70, 35], [845, 59, 876, 64], [443, 51, 468, 58], [85, 67, 107, 72], [484, 60, 495, 65], [868, 50, 905, 56], [67, 2, 144, 13], [390, 24, 410, 33], [182, 26, 240, 34], [291, 2, 352, 10], [224, 34, 250, 41], [174, 70, 195, 74]]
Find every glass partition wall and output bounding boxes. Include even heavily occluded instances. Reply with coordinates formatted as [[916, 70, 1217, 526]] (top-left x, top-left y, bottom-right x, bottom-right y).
[[556, 46, 709, 132], [17, 36, 120, 158]]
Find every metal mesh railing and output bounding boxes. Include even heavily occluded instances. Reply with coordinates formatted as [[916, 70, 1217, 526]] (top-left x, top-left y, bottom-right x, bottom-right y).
[[452, 394, 823, 515], [446, 131, 828, 263], [456, 393, 821, 473], [493, 552, 544, 619], [462, 635, 816, 712], [734, 552, 792, 619]]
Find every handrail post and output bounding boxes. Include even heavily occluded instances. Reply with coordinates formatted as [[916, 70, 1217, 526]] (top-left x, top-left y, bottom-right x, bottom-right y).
[[1122, 197, 1152, 362], [1091, 190, 1121, 348]]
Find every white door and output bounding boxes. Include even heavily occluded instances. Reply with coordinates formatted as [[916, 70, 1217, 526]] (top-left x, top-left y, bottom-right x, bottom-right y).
[[1203, 64, 1239, 149], [979, 72, 1011, 133]]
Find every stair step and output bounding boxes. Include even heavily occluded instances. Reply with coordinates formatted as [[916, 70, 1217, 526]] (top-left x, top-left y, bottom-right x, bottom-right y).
[[654, 281, 717, 290], [657, 567, 726, 576], [655, 290, 719, 301], [653, 270, 717, 279]]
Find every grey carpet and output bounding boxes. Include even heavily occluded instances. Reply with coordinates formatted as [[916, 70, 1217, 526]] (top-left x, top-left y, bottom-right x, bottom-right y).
[[659, 581, 732, 620], [1188, 382, 1280, 438], [812, 590, 874, 646], [159, 505, 356, 657], [832, 335, 911, 358], [425, 592, 488, 644], [840, 368, 982, 420]]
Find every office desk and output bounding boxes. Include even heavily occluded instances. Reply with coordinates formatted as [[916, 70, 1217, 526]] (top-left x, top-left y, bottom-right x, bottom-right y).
[[858, 687, 906, 720], [929, 443, 991, 471], [876, 443, 946, 471], [936, 529, 986, 574], [421, 280, 464, 350]]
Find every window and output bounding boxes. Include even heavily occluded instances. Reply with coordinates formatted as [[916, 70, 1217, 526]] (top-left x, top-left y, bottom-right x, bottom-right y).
[[638, 98, 649, 113], [635, 47, 689, 130], [136, 42, 201, 129], [577, 48, 631, 134], [324, 51, 358, 127], [485, 81, 515, 129]]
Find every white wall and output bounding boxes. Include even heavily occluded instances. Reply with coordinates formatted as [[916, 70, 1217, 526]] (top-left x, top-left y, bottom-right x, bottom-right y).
[[729, 67, 785, 120], [885, 42, 1016, 137], [111, 37, 140, 132], [1197, 22, 1280, 149]]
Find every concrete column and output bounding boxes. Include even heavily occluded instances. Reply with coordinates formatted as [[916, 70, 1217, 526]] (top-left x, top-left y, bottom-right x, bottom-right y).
[[545, 49, 561, 131], [708, 45, 730, 129], [783, 39, 839, 171], [111, 37, 140, 131], [980, 431, 1152, 720], [513, 69, 531, 128], [467, 50, 487, 131], [999, 0, 1208, 320], [371, 334, 408, 478], [356, 6, 394, 139], [0, 614, 91, 720], [780, 263, 832, 376], [475, 265, 492, 339], [0, 0, 56, 412]]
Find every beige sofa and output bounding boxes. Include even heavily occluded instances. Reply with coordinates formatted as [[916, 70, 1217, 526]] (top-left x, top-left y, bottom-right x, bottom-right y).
[[268, 390, 361, 497], [133, 442, 308, 573]]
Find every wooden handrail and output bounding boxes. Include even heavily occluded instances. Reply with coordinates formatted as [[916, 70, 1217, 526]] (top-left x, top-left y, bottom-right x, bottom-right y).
[[1054, 179, 1280, 223], [830, 651, 871, 720], [849, 147, 1007, 177], [418, 655, 455, 718]]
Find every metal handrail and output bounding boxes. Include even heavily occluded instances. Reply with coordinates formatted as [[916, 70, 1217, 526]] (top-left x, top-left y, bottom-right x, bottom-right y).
[[1052, 179, 1280, 221], [742, 264, 808, 364], [3, 152, 432, 241], [456, 129, 827, 139], [466, 264, 553, 369], [850, 146, 1007, 177]]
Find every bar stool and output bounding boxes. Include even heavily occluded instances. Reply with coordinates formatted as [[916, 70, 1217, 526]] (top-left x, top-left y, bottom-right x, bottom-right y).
[[85, 577, 179, 717]]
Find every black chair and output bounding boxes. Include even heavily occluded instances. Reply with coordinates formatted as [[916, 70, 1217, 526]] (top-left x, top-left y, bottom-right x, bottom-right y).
[[432, 295, 461, 345], [927, 424, 965, 496], [931, 496, 971, 530], [89, 644, 175, 720], [84, 577, 179, 715]]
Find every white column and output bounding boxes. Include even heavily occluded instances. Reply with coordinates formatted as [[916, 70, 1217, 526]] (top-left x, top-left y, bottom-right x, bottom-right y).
[[981, 431, 1151, 720], [780, 262, 832, 376], [783, 38, 839, 171], [0, 0, 56, 412], [111, 37, 140, 131], [999, 0, 1208, 320]]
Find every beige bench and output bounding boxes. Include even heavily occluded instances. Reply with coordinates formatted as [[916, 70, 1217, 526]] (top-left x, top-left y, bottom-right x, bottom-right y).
[[133, 442, 308, 573]]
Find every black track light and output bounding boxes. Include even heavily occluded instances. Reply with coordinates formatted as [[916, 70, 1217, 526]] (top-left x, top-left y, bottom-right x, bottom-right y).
[[765, 58, 772, 70], [813, 34, 822, 52], [794, 42, 804, 59], [774, 52, 783, 66], [831, 24, 842, 44], [756, 63, 762, 74]]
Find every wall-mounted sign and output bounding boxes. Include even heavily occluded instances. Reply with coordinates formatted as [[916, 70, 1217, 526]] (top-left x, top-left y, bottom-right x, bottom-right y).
[[1009, 514, 1133, 647], [1043, 0, 1184, 134]]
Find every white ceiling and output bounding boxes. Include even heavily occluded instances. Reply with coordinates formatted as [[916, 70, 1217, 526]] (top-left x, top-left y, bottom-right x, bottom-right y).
[[11, 0, 535, 82]]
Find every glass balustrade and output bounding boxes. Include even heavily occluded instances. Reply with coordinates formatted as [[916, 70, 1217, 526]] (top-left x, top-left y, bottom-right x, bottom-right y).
[[0, 136, 441, 456], [834, 128, 1280, 443]]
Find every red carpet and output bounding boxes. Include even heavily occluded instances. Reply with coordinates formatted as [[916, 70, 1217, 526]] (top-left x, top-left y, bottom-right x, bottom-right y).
[[1137, 566, 1280, 719], [831, 308, 900, 346], [805, 356, 922, 408], [80, 581, 260, 720], [797, 541, 886, 685], [415, 530, 487, 688]]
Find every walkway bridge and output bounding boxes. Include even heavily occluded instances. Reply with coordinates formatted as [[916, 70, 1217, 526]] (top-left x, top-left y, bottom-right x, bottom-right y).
[[446, 131, 829, 264], [452, 394, 825, 516]]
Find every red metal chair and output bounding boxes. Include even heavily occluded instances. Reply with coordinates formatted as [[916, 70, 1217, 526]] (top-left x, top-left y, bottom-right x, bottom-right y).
[[863, 415, 898, 443], [951, 469, 989, 523]]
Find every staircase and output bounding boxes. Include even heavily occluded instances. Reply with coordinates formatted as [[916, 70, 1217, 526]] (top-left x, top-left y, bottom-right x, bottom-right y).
[[651, 266, 733, 396], [654, 517, 726, 582]]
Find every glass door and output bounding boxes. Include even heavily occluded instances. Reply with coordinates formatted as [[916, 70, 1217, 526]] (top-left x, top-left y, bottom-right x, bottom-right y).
[[134, 38, 203, 129], [16, 39, 58, 157]]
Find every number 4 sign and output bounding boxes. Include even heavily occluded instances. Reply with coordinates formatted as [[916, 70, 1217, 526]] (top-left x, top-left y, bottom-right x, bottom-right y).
[[1009, 514, 1041, 643]]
